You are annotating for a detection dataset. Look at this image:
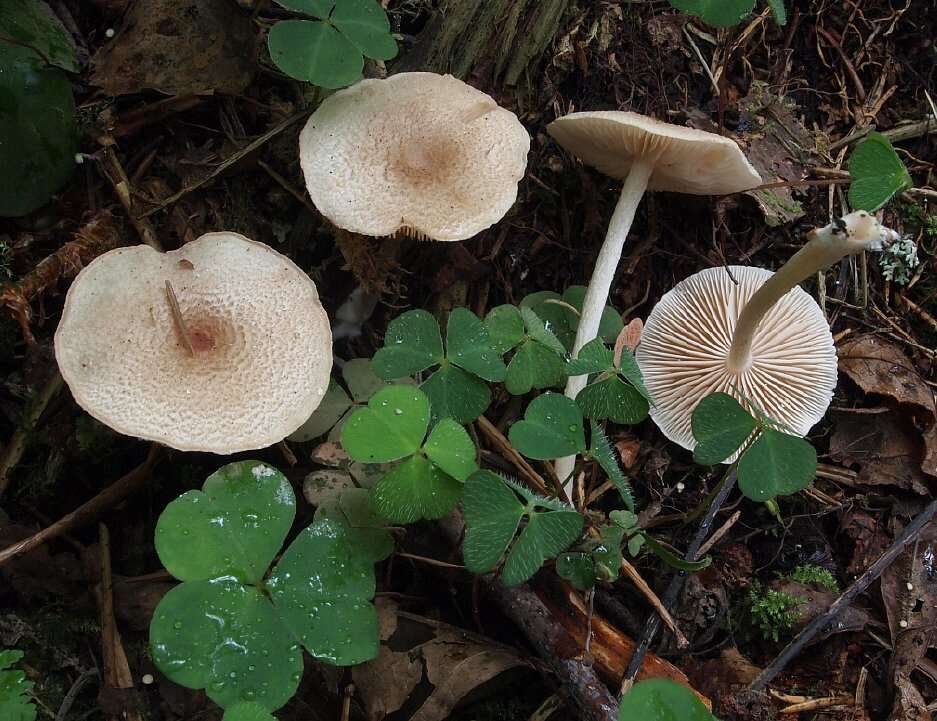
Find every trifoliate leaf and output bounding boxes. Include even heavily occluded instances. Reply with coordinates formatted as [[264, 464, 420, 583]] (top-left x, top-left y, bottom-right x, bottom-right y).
[[566, 337, 614, 376], [421, 364, 491, 424], [341, 385, 430, 463], [447, 308, 506, 382], [509, 393, 586, 460], [423, 418, 478, 481], [576, 376, 649, 425], [691, 392, 757, 464], [273, 0, 334, 17], [0, 650, 36, 721], [370, 455, 462, 523], [484, 304, 525, 354], [738, 428, 817, 501], [223, 703, 278, 721], [766, 0, 787, 25], [504, 339, 566, 395], [330, 0, 398, 60], [501, 510, 583, 587], [560, 286, 624, 345], [520, 307, 567, 358], [592, 524, 624, 582], [462, 470, 526, 573], [848, 131, 913, 212], [616, 347, 652, 402], [289, 379, 352, 442], [267, 20, 363, 88], [372, 310, 445, 379]]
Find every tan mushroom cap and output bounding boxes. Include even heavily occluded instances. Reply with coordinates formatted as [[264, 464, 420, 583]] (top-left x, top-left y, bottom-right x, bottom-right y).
[[547, 111, 762, 194], [54, 232, 333, 453], [635, 266, 837, 453], [299, 72, 530, 242]]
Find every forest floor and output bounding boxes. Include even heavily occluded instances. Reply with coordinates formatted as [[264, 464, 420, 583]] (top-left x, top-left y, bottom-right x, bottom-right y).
[[2, 0, 937, 720]]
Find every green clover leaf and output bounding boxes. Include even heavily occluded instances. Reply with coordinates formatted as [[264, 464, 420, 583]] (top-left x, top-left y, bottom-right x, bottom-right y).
[[150, 461, 392, 713], [462, 471, 583, 587], [738, 428, 817, 502], [521, 287, 623, 352], [691, 392, 757, 465], [567, 339, 650, 424], [373, 310, 445, 378], [484, 304, 525, 354], [508, 393, 586, 460], [330, 0, 398, 60], [556, 553, 596, 590], [0, 650, 36, 721], [224, 703, 278, 721], [619, 678, 717, 721], [342, 386, 477, 522], [848, 131, 913, 212], [667, 0, 756, 27]]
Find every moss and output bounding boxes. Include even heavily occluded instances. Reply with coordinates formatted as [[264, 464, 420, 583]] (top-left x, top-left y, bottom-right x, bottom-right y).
[[787, 564, 838, 592], [749, 582, 803, 642]]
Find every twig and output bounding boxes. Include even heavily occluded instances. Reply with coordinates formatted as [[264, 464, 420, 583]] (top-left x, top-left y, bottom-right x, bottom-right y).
[[749, 498, 937, 691], [476, 414, 550, 496], [0, 445, 162, 568], [396, 551, 465, 570], [164, 280, 195, 356], [695, 509, 741, 558], [55, 668, 99, 721], [0, 371, 64, 498], [619, 557, 689, 648], [97, 144, 163, 251], [780, 695, 853, 714], [621, 470, 738, 692], [340, 683, 354, 721]]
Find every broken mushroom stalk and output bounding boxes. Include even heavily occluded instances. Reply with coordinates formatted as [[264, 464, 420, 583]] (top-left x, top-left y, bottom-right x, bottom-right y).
[[54, 232, 333, 454], [547, 111, 763, 486], [635, 210, 900, 458], [299, 71, 530, 242]]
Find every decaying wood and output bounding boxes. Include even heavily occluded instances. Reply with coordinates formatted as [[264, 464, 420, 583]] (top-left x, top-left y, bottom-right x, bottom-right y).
[[0, 211, 122, 345]]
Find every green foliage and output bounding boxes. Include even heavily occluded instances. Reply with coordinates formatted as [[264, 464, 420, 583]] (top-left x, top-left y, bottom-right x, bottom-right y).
[[373, 309, 503, 423], [567, 338, 650, 425], [150, 461, 392, 713], [788, 564, 838, 592], [749, 582, 803, 642], [610, 510, 645, 557], [0, 650, 36, 721], [508, 393, 585, 460], [482, 305, 567, 395], [667, 0, 785, 27], [520, 287, 622, 352], [848, 132, 913, 212], [0, 0, 78, 217], [341, 385, 476, 522], [268, 0, 397, 88], [290, 359, 387, 442], [462, 470, 583, 587], [224, 703, 278, 721], [691, 393, 816, 503], [618, 678, 717, 721]]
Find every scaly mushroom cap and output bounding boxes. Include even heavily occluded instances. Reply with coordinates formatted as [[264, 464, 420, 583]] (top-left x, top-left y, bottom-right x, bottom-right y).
[[547, 111, 762, 194], [635, 266, 837, 452], [299, 72, 530, 242], [54, 232, 333, 453]]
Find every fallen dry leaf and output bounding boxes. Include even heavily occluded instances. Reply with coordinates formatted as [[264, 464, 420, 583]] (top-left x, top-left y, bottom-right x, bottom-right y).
[[352, 600, 531, 721], [91, 0, 256, 96], [838, 336, 937, 478], [614, 317, 643, 366]]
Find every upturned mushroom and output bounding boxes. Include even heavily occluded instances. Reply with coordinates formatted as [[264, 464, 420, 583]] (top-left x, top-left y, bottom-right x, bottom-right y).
[[635, 211, 899, 456], [54, 232, 333, 453], [299, 72, 530, 242], [548, 111, 762, 482]]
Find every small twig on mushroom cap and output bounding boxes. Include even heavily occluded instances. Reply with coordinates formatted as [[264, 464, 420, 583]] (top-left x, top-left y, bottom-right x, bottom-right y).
[[164, 280, 195, 357]]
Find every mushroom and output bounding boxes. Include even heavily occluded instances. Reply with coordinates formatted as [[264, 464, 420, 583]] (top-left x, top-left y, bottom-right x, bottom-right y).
[[54, 232, 333, 453], [548, 111, 762, 482], [299, 72, 530, 242], [635, 210, 899, 456]]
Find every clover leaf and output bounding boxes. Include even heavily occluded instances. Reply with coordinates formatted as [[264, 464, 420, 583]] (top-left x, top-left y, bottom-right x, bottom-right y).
[[462, 471, 583, 587], [556, 553, 596, 590], [224, 703, 277, 721], [150, 461, 392, 714], [848, 131, 913, 212], [290, 359, 389, 442], [268, 0, 397, 89], [557, 523, 626, 590], [667, 0, 756, 26], [500, 307, 568, 395], [567, 338, 650, 425], [619, 678, 717, 721], [341, 385, 477, 522], [373, 309, 504, 423], [508, 393, 585, 460], [484, 304, 526, 354], [0, 650, 35, 721], [691, 392, 817, 503], [520, 287, 623, 352], [0, 1, 78, 217]]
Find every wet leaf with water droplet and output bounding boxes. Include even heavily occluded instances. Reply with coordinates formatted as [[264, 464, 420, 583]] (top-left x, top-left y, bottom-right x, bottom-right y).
[[509, 393, 586, 460], [446, 307, 506, 382], [617, 678, 717, 720], [369, 455, 462, 523], [341, 385, 430, 462]]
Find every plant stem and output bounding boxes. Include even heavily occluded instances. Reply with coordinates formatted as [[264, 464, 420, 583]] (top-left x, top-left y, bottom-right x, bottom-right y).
[[558, 158, 654, 489]]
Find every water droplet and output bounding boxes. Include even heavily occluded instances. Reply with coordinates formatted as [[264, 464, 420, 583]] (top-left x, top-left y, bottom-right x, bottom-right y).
[[568, 424, 578, 432], [394, 408, 403, 416], [173, 620, 183, 630], [243, 690, 256, 700], [248, 665, 256, 672]]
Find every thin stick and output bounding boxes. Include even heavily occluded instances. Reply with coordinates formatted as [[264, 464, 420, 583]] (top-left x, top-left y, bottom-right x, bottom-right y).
[[749, 498, 937, 691], [340, 683, 354, 721], [0, 371, 64, 498], [165, 280, 195, 356], [476, 415, 550, 497], [621, 470, 738, 692], [396, 552, 465, 570], [0, 445, 161, 568], [619, 558, 689, 648], [695, 510, 741, 558]]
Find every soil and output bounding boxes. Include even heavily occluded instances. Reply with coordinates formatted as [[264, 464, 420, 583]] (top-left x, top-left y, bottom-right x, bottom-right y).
[[2, 1, 937, 720]]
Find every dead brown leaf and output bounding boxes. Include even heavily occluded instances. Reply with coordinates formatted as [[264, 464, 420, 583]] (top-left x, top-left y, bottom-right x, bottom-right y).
[[91, 0, 256, 96], [352, 600, 531, 721], [838, 336, 937, 478]]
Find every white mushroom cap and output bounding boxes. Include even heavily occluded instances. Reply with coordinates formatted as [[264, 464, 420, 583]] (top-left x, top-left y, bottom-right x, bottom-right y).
[[635, 266, 837, 453], [547, 111, 762, 194], [299, 72, 530, 241], [54, 232, 333, 453]]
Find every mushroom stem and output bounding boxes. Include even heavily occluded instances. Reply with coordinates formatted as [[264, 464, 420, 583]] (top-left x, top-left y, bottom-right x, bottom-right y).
[[164, 280, 196, 357], [558, 158, 654, 489], [726, 211, 897, 374]]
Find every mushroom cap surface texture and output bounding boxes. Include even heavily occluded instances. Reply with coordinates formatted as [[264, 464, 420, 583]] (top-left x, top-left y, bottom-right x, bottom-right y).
[[299, 72, 530, 241], [547, 111, 762, 194], [55, 232, 333, 453], [635, 266, 837, 453]]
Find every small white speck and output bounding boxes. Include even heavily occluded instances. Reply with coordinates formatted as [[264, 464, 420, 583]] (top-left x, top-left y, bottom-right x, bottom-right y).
[[105, 28, 115, 38], [899, 619, 908, 628], [142, 674, 154, 685], [252, 464, 276, 478], [74, 153, 84, 164], [676, 482, 685, 493], [906, 582, 914, 591]]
